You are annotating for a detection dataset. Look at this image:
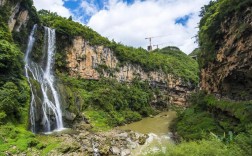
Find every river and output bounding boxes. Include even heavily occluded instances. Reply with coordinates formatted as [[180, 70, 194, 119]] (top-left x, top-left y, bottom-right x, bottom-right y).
[[118, 111, 177, 155]]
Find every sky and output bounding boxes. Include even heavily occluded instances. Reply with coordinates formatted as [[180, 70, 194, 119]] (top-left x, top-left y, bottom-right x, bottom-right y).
[[33, 0, 211, 54]]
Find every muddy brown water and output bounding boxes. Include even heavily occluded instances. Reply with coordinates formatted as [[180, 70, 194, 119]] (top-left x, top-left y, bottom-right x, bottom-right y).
[[118, 111, 177, 155], [119, 111, 177, 135]]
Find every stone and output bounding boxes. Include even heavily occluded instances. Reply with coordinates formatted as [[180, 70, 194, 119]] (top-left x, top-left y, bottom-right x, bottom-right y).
[[138, 134, 148, 145], [120, 149, 131, 156], [79, 132, 90, 139], [8, 3, 20, 32], [200, 8, 252, 101], [99, 144, 110, 155], [15, 10, 29, 32], [74, 122, 92, 131], [116, 132, 128, 138], [57, 142, 80, 153], [65, 36, 193, 107], [110, 146, 120, 155], [64, 111, 77, 121]]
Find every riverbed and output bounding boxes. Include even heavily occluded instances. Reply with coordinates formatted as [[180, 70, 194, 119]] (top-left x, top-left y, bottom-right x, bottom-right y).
[[118, 111, 177, 155]]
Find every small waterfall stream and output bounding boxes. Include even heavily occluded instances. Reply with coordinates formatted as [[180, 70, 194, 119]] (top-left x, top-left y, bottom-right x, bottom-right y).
[[25, 25, 64, 133]]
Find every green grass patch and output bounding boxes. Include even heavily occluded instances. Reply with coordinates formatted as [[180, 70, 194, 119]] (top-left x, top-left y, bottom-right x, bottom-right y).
[[35, 135, 61, 156], [84, 110, 143, 132], [84, 110, 112, 131], [0, 124, 38, 154], [172, 91, 252, 155], [148, 139, 244, 156]]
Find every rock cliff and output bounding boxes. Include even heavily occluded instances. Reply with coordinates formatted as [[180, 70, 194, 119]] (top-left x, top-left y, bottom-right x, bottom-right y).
[[200, 7, 252, 100], [65, 36, 194, 106], [0, 0, 29, 32]]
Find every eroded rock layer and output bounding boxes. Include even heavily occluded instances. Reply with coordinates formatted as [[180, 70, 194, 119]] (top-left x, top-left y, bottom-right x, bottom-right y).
[[201, 8, 252, 100], [66, 36, 194, 106]]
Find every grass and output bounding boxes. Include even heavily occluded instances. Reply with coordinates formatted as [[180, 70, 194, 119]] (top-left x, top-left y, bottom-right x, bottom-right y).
[[0, 124, 61, 155], [147, 139, 243, 156], [0, 124, 38, 154], [36, 135, 61, 156], [84, 110, 112, 132]]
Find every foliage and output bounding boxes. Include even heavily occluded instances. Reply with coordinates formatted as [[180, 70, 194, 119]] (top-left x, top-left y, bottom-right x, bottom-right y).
[[188, 48, 200, 57], [0, 0, 40, 50], [15, 0, 41, 49], [0, 19, 30, 125], [0, 124, 38, 155], [0, 40, 23, 81], [58, 75, 156, 129], [205, 95, 252, 123], [149, 138, 244, 156], [0, 14, 24, 81], [38, 11, 199, 84], [111, 45, 199, 84], [175, 92, 252, 139], [35, 135, 61, 156], [0, 20, 12, 42], [0, 82, 20, 121], [0, 80, 30, 124], [198, 0, 252, 68], [0, 12, 30, 125], [0, 124, 62, 155], [84, 110, 112, 131], [84, 110, 142, 132], [176, 109, 220, 140], [38, 10, 110, 46], [172, 91, 252, 155]]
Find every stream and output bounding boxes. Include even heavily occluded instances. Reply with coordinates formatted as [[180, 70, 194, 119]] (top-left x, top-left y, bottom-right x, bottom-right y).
[[118, 111, 177, 155]]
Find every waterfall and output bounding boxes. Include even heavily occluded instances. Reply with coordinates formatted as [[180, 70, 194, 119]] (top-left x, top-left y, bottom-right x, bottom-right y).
[[24, 25, 64, 133]]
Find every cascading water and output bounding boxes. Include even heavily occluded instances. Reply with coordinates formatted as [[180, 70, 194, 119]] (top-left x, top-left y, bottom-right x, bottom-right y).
[[24, 25, 64, 133]]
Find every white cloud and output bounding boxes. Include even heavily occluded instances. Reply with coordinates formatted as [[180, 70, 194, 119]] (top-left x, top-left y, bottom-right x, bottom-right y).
[[87, 0, 211, 54], [80, 1, 98, 16], [33, 0, 72, 18]]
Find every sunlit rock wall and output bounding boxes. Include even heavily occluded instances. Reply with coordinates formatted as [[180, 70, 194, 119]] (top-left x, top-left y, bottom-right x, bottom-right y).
[[66, 36, 194, 106]]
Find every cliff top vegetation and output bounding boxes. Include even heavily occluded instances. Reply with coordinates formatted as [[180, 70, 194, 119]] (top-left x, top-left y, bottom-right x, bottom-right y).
[[38, 10, 199, 84], [198, 0, 252, 68]]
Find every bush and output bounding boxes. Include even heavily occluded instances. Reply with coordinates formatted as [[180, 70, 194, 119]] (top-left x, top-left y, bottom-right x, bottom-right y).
[[0, 124, 39, 155], [166, 139, 243, 156], [59, 75, 155, 128], [0, 82, 20, 121], [198, 0, 252, 68], [173, 91, 252, 155], [0, 40, 23, 81], [38, 11, 199, 85], [176, 108, 220, 140]]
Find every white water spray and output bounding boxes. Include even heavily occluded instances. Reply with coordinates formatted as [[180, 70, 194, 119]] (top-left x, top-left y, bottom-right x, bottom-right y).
[[24, 25, 64, 133]]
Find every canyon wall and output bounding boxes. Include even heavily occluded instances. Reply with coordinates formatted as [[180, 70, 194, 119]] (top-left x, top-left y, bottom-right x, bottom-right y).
[[200, 8, 252, 100], [65, 36, 194, 106], [1, 0, 30, 32]]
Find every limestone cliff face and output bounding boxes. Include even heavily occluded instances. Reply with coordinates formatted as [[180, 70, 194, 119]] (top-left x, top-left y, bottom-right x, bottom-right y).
[[201, 8, 252, 100], [9, 7, 29, 32], [1, 0, 30, 32], [66, 37, 193, 106]]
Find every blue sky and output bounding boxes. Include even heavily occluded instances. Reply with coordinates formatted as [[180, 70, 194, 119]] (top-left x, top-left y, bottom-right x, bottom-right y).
[[63, 0, 144, 23], [33, 0, 211, 54], [63, 0, 103, 23]]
